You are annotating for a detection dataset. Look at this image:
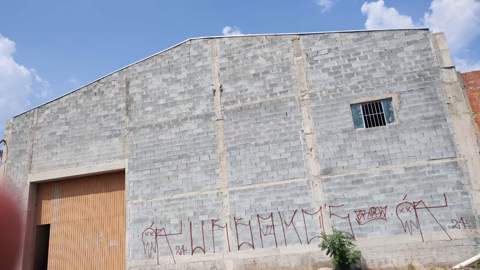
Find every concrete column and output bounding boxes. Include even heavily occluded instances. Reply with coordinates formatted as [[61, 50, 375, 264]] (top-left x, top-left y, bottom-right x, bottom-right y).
[[209, 39, 232, 253], [291, 36, 331, 233], [22, 109, 38, 270], [432, 33, 480, 223]]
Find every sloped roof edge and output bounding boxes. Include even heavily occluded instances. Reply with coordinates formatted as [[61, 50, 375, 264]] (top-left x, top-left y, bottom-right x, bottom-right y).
[[14, 28, 429, 118]]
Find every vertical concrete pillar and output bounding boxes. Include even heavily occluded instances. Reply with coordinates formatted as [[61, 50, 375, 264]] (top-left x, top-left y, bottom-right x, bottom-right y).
[[291, 36, 331, 233], [22, 109, 38, 270], [209, 39, 232, 255], [122, 76, 130, 270], [123, 77, 131, 159], [432, 33, 480, 223]]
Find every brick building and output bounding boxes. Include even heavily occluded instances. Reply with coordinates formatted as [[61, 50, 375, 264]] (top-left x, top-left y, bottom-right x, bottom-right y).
[[463, 71, 480, 132], [2, 29, 480, 270]]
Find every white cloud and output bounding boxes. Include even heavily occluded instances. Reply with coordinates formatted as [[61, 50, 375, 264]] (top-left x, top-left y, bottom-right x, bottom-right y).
[[316, 0, 335, 13], [361, 0, 416, 29], [0, 34, 48, 137], [361, 0, 480, 72], [423, 0, 480, 55], [67, 77, 80, 87], [222, 25, 243, 36]]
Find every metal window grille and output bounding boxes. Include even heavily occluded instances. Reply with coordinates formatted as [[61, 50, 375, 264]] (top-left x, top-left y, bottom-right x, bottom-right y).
[[361, 100, 386, 128], [351, 98, 394, 129]]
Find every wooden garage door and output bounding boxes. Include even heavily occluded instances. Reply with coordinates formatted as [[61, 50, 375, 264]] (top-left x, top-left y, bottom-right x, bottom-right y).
[[35, 172, 125, 270]]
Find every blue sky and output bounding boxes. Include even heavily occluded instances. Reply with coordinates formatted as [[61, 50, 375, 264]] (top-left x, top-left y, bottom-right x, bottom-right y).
[[0, 0, 479, 137]]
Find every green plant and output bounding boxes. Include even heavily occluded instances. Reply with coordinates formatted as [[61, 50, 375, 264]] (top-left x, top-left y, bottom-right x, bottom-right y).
[[471, 260, 480, 269], [320, 229, 362, 270]]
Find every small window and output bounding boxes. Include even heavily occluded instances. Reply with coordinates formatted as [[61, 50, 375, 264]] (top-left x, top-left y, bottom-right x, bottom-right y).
[[351, 98, 395, 129]]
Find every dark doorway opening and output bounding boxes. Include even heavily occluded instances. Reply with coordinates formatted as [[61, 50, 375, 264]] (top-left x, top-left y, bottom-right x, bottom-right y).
[[33, 224, 50, 270]]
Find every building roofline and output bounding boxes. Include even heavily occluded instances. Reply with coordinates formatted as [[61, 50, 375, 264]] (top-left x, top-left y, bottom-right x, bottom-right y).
[[14, 28, 429, 118]]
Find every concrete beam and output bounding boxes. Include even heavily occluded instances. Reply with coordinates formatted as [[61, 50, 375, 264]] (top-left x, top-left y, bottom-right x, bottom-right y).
[[27, 159, 126, 183]]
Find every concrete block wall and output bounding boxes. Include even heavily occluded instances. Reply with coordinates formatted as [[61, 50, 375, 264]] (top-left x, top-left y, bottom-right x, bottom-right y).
[[303, 31, 456, 173], [30, 73, 126, 174], [3, 29, 480, 270], [2, 69, 129, 270]]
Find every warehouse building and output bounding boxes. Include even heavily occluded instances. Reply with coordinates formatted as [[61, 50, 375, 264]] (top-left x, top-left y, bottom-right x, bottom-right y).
[[1, 28, 480, 270]]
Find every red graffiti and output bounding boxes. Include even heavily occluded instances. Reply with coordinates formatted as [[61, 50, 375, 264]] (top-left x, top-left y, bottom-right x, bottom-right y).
[[141, 221, 183, 264], [175, 245, 188, 256], [395, 193, 452, 242], [257, 213, 278, 248], [189, 220, 206, 255], [211, 219, 231, 253], [301, 207, 325, 244], [234, 216, 255, 251], [354, 206, 387, 225], [451, 217, 468, 229], [142, 193, 465, 263], [329, 204, 356, 239], [278, 209, 303, 246], [141, 223, 158, 261]]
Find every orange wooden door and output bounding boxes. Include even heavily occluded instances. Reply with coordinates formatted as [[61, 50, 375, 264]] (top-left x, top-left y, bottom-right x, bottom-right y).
[[35, 172, 125, 270]]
